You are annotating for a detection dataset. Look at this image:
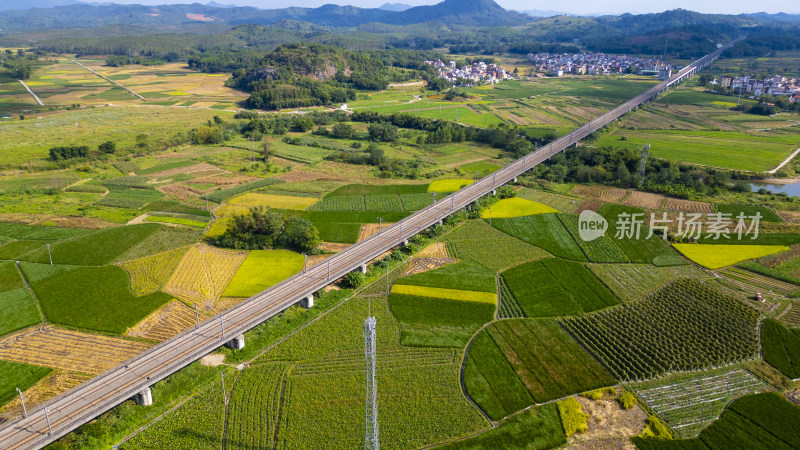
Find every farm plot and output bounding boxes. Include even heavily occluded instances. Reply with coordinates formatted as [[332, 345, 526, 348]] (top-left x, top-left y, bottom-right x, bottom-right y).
[[481, 197, 558, 219], [0, 222, 86, 241], [662, 198, 714, 214], [500, 258, 619, 317], [222, 250, 304, 298], [127, 301, 205, 342], [558, 214, 630, 263], [364, 194, 404, 211], [0, 360, 51, 408], [389, 260, 496, 347], [227, 192, 317, 211], [516, 187, 580, 213], [445, 220, 549, 272], [623, 191, 665, 209], [493, 214, 587, 261], [0, 260, 24, 291], [122, 379, 228, 450], [588, 264, 709, 303], [673, 244, 789, 269], [562, 279, 760, 381], [206, 178, 285, 203], [715, 204, 784, 223], [634, 368, 770, 438], [436, 403, 566, 450], [23, 223, 162, 266], [398, 193, 434, 211], [570, 185, 628, 202], [0, 325, 150, 374], [717, 266, 799, 296], [599, 204, 685, 265], [0, 288, 42, 337], [226, 362, 290, 450], [761, 318, 800, 379], [121, 247, 185, 296], [95, 187, 164, 209], [164, 244, 247, 311], [31, 265, 172, 334], [428, 179, 472, 193], [464, 318, 617, 420], [308, 195, 366, 211], [782, 303, 800, 328], [633, 393, 800, 449], [0, 240, 48, 260]]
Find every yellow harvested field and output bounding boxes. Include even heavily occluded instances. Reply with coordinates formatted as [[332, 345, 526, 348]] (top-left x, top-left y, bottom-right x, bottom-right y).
[[0, 325, 150, 375], [428, 179, 473, 193], [672, 244, 790, 269], [391, 284, 496, 304], [121, 247, 186, 295], [481, 197, 558, 218], [1, 371, 92, 419], [164, 244, 248, 311], [663, 198, 714, 214], [417, 242, 449, 258], [127, 301, 205, 342], [571, 185, 629, 202], [623, 191, 665, 210], [227, 192, 318, 210]]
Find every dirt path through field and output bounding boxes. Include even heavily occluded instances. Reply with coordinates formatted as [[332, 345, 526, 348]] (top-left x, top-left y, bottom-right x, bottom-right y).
[[767, 147, 800, 175], [444, 157, 489, 168]]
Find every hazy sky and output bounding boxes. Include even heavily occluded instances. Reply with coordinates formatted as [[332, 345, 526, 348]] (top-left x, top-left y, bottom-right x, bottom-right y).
[[112, 0, 800, 15]]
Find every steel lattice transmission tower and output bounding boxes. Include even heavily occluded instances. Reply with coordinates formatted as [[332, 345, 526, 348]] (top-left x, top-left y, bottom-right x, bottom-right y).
[[364, 316, 379, 450], [639, 144, 651, 178]]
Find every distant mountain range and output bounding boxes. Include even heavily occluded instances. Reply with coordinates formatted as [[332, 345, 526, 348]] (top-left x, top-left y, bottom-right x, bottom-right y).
[[0, 0, 799, 33], [0, 0, 530, 29]]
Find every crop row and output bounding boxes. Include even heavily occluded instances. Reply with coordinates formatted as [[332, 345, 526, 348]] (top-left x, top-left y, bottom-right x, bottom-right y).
[[634, 368, 768, 437], [588, 264, 708, 303], [561, 279, 759, 381], [226, 362, 289, 449], [558, 214, 630, 263], [497, 277, 524, 319]]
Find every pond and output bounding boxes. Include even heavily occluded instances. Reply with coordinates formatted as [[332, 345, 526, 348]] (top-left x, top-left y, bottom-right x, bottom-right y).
[[750, 180, 800, 198]]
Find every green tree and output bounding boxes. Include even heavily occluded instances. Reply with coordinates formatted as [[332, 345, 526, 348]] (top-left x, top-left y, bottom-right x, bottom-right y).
[[342, 271, 366, 288], [98, 141, 116, 154], [281, 217, 321, 253]]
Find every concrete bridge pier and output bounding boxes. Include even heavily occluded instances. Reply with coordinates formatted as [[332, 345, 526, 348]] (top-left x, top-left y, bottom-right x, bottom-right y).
[[225, 334, 245, 350], [134, 387, 153, 406], [359, 263, 367, 274], [437, 219, 443, 226], [512, 177, 517, 183], [300, 295, 314, 309], [491, 189, 496, 196], [402, 239, 409, 247]]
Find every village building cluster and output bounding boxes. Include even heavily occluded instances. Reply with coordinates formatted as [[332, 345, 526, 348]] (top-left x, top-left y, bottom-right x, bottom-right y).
[[423, 60, 511, 85], [712, 75, 800, 99], [526, 52, 671, 78]]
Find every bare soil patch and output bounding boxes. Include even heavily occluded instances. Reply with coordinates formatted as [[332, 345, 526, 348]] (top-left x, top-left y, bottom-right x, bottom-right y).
[[199, 353, 226, 367], [662, 198, 713, 214], [571, 185, 628, 202], [567, 395, 648, 450], [320, 242, 351, 253], [623, 191, 665, 210], [401, 257, 459, 276], [417, 242, 449, 258], [358, 223, 395, 242]]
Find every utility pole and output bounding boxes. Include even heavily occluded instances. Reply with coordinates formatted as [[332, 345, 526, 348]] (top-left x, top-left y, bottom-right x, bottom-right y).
[[386, 267, 389, 296], [378, 217, 382, 232], [220, 372, 227, 405], [194, 304, 199, 328], [43, 405, 52, 436], [46, 244, 52, 266], [451, 196, 454, 210], [327, 259, 331, 280], [432, 192, 436, 205], [302, 253, 307, 273], [219, 315, 225, 340], [16, 387, 27, 418]]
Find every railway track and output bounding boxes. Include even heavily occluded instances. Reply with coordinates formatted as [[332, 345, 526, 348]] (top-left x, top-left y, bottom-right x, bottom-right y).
[[0, 36, 744, 449]]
